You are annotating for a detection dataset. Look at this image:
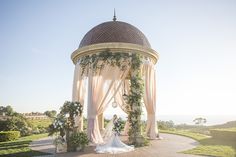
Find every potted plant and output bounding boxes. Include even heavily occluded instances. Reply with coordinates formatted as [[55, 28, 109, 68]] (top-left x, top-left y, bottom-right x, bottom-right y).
[[69, 131, 89, 151], [53, 136, 67, 153], [78, 132, 89, 151]]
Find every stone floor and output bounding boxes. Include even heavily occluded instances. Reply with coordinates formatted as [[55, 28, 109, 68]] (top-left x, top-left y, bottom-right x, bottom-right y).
[[31, 133, 207, 157]]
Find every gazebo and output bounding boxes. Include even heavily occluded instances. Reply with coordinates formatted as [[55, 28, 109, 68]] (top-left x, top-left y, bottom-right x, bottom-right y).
[[71, 15, 159, 146]]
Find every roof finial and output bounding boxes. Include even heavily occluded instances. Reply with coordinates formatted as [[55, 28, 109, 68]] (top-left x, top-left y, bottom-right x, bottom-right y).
[[113, 8, 117, 21]]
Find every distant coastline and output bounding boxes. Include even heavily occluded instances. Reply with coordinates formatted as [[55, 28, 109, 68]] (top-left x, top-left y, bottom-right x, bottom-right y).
[[104, 114, 236, 126], [156, 115, 236, 126]]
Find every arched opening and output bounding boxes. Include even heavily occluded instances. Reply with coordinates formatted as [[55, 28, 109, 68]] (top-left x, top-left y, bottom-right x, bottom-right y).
[[72, 49, 158, 146]]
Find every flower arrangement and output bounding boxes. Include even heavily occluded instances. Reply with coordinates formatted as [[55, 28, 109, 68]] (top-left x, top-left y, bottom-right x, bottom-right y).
[[113, 118, 123, 135], [48, 101, 86, 152], [48, 113, 67, 137]]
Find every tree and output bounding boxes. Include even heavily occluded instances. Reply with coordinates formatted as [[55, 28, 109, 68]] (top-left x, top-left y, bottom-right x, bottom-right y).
[[0, 105, 14, 116], [158, 120, 175, 130], [0, 113, 32, 136], [44, 110, 57, 118], [193, 117, 207, 125], [0, 105, 33, 136]]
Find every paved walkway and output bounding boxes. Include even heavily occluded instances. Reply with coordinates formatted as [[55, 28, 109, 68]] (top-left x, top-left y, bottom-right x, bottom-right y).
[[30, 133, 206, 157], [30, 136, 55, 155]]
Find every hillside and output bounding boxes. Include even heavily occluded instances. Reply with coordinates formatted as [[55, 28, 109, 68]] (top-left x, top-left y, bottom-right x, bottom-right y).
[[211, 121, 236, 129]]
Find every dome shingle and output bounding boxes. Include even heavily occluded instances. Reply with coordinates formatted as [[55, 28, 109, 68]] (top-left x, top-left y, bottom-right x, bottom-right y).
[[79, 21, 151, 48]]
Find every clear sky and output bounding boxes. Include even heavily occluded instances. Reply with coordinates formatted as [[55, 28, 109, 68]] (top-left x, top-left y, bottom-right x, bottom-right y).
[[1, 0, 236, 118]]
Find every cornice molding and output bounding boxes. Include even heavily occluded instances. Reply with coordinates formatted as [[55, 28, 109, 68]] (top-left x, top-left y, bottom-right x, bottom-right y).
[[71, 42, 159, 64]]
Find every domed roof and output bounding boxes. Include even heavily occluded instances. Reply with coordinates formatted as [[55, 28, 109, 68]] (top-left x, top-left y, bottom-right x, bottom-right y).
[[79, 21, 151, 48]]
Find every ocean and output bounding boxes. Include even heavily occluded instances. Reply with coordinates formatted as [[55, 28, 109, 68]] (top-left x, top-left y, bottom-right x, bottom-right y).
[[104, 113, 236, 126]]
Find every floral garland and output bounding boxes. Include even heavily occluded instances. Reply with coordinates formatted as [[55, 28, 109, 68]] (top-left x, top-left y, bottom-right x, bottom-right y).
[[79, 49, 131, 76], [126, 54, 147, 146]]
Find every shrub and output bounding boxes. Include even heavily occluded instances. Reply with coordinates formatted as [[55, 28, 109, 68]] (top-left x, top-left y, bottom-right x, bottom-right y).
[[2, 116, 33, 136], [0, 131, 20, 142], [158, 120, 174, 130], [210, 128, 236, 141], [20, 126, 32, 136], [69, 131, 89, 151], [0, 121, 8, 131], [32, 128, 40, 134]]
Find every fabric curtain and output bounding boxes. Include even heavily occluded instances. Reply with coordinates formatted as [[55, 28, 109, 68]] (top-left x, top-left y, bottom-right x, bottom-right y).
[[72, 62, 86, 131], [87, 66, 130, 144], [115, 80, 130, 135], [143, 60, 159, 139], [114, 80, 129, 113]]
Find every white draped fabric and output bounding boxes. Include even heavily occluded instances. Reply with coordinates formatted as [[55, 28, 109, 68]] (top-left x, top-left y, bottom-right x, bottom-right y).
[[114, 80, 130, 135], [114, 80, 130, 112], [87, 66, 130, 144], [72, 58, 159, 143], [122, 121, 130, 136], [143, 61, 159, 139], [72, 62, 86, 131]]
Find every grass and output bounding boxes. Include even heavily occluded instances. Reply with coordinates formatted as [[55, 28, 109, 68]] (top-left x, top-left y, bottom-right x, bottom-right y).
[[0, 133, 51, 157], [160, 129, 236, 157], [213, 127, 236, 132], [160, 129, 209, 141], [28, 118, 52, 129], [183, 145, 235, 157], [18, 133, 49, 141]]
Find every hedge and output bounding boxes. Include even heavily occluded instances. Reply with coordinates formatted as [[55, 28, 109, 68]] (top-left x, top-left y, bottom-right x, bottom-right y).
[[210, 129, 236, 141], [0, 131, 20, 142]]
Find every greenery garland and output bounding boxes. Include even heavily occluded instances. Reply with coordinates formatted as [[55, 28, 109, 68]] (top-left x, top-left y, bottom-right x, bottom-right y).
[[126, 54, 147, 146], [79, 49, 131, 76]]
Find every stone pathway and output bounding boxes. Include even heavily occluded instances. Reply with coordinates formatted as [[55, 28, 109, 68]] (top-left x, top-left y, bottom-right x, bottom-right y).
[[29, 136, 55, 157], [30, 133, 207, 157]]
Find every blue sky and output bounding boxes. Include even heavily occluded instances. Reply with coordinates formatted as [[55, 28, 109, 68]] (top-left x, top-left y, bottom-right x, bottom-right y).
[[1, 0, 236, 118]]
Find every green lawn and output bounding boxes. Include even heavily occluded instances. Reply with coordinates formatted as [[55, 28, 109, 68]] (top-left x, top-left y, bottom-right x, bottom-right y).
[[160, 129, 209, 140], [213, 127, 236, 132], [28, 118, 52, 128], [160, 129, 236, 157], [0, 133, 51, 157], [183, 145, 235, 157]]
